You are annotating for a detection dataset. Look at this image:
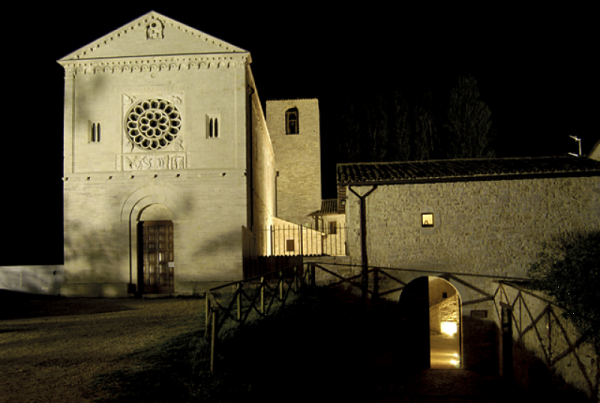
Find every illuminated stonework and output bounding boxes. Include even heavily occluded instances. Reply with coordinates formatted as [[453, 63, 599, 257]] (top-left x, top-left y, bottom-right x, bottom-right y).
[[126, 99, 181, 150]]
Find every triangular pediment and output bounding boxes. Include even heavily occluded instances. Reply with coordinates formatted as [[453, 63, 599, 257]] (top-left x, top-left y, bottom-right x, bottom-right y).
[[58, 11, 248, 62]]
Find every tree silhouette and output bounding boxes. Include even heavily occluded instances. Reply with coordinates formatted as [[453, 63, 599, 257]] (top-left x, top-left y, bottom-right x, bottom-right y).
[[333, 76, 496, 163], [334, 90, 441, 163], [445, 76, 496, 158]]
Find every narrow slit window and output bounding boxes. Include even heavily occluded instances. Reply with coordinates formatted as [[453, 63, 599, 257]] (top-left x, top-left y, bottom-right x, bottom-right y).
[[207, 115, 220, 138], [90, 122, 101, 143]]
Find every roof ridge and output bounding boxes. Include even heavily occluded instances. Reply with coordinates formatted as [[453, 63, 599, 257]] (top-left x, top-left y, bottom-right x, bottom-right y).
[[267, 98, 318, 102], [336, 156, 579, 167], [337, 157, 600, 185]]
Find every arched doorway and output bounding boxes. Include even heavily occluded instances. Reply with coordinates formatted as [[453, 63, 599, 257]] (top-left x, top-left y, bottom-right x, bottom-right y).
[[399, 276, 462, 369], [138, 204, 174, 294], [428, 277, 461, 369]]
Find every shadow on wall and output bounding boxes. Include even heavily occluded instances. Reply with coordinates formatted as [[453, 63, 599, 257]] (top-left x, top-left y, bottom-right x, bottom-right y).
[[193, 229, 242, 258], [462, 317, 499, 374], [0, 266, 64, 295], [63, 220, 129, 283], [512, 342, 594, 403]]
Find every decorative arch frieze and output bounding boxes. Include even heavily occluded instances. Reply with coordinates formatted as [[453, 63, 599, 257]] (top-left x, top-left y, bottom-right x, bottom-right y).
[[60, 55, 248, 77]]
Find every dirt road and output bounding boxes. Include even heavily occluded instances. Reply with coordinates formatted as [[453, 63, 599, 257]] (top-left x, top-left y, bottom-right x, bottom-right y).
[[0, 295, 203, 403]]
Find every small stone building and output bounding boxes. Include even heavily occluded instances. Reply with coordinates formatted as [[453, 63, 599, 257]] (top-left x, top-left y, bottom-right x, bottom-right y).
[[337, 156, 600, 370], [338, 156, 600, 280]]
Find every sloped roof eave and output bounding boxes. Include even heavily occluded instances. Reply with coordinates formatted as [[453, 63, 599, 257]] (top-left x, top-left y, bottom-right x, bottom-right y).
[[58, 11, 248, 62], [337, 157, 600, 186]]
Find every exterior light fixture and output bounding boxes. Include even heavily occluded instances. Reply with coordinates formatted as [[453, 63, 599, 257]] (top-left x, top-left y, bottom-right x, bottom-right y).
[[441, 321, 457, 336], [421, 213, 434, 227]]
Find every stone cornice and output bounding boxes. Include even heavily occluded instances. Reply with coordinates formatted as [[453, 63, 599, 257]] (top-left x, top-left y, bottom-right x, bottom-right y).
[[58, 11, 248, 61], [58, 53, 249, 77]]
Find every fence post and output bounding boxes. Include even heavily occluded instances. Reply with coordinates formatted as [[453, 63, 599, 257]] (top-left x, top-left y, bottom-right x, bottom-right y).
[[270, 225, 274, 256], [373, 268, 379, 301], [205, 292, 210, 329], [236, 283, 241, 320], [279, 270, 284, 302], [310, 262, 316, 286], [293, 266, 298, 292], [300, 225, 304, 256], [210, 307, 217, 372], [260, 276, 265, 314]]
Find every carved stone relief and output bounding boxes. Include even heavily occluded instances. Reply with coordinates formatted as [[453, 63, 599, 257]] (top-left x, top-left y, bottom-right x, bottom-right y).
[[122, 93, 184, 153], [60, 55, 248, 77], [118, 153, 186, 171], [147, 19, 164, 40]]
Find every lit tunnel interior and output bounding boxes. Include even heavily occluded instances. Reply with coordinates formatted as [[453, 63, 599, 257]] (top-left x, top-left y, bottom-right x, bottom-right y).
[[398, 276, 462, 369], [428, 276, 461, 368]]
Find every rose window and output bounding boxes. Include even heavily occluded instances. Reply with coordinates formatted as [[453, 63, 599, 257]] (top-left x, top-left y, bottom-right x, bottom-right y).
[[126, 99, 181, 150]]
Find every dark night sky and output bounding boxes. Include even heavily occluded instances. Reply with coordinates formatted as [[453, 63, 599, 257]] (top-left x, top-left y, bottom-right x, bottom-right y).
[[3, 5, 598, 266]]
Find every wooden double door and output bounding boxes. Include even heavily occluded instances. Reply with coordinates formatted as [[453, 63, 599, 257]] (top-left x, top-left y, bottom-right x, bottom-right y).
[[139, 221, 174, 294]]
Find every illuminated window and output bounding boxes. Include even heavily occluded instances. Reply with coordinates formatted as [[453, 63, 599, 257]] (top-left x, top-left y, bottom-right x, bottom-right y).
[[421, 213, 434, 227], [285, 107, 299, 135]]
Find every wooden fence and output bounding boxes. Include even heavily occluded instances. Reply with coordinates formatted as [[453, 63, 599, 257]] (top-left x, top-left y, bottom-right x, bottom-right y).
[[204, 264, 599, 402], [204, 263, 315, 371], [494, 281, 599, 401]]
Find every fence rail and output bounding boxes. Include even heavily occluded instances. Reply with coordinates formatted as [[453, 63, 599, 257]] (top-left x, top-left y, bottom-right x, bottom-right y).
[[204, 263, 316, 371], [203, 263, 598, 400], [494, 281, 599, 400], [203, 262, 529, 373], [203, 262, 422, 371]]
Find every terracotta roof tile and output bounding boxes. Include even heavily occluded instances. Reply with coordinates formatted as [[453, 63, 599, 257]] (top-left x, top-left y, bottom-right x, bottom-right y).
[[308, 199, 339, 216], [337, 157, 600, 185]]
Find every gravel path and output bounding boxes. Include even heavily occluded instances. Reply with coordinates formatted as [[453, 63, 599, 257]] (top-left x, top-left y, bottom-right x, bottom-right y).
[[0, 292, 520, 403], [0, 294, 204, 403]]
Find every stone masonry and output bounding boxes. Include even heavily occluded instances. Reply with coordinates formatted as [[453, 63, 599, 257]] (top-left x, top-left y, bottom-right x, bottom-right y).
[[267, 99, 322, 226], [55, 12, 276, 296]]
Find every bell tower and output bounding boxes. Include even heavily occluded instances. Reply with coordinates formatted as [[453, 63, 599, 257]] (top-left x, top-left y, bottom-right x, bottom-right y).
[[267, 99, 321, 225]]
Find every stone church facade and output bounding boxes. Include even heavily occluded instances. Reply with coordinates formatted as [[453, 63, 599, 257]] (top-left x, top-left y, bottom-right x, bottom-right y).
[[54, 11, 321, 297]]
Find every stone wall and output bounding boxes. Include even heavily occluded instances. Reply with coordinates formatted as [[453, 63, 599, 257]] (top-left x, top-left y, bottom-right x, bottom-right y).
[[58, 15, 259, 297], [343, 176, 600, 373], [248, 69, 276, 253], [346, 176, 600, 284], [0, 266, 64, 295], [267, 99, 322, 225], [429, 294, 459, 334], [62, 171, 247, 297]]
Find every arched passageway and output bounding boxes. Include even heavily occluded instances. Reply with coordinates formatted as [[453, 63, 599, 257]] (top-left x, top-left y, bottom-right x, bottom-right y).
[[399, 276, 462, 369]]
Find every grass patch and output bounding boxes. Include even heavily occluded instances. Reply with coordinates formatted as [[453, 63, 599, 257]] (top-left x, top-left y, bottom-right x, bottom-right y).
[[86, 286, 403, 403]]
